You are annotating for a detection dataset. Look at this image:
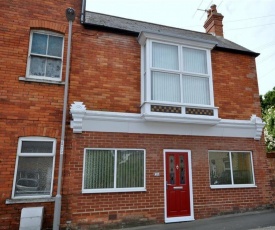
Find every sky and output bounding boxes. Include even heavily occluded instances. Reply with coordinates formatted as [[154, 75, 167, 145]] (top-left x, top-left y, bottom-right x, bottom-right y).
[[86, 0, 275, 96]]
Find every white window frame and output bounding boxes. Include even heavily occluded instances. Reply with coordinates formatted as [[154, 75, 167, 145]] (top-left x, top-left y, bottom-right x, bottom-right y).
[[208, 150, 256, 189], [12, 137, 56, 199], [26, 30, 64, 81], [148, 41, 213, 106], [82, 148, 146, 193], [138, 32, 217, 117]]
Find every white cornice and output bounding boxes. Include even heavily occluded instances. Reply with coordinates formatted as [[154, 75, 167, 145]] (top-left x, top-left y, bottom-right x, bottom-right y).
[[70, 102, 265, 140], [138, 31, 217, 49]]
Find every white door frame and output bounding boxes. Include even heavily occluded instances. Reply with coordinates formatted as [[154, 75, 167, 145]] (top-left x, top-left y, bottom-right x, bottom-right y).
[[163, 149, 194, 223]]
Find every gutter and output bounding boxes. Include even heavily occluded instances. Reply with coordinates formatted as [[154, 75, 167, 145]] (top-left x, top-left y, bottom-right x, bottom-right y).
[[53, 8, 75, 230]]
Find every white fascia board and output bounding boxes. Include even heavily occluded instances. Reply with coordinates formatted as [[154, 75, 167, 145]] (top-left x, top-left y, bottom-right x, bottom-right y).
[[138, 31, 217, 49], [142, 113, 221, 125], [70, 102, 265, 140]]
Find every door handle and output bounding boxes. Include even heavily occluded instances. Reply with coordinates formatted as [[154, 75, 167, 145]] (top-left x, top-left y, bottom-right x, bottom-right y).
[[166, 182, 172, 188]]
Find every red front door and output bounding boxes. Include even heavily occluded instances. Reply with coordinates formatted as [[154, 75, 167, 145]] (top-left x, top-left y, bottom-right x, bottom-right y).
[[166, 152, 190, 217]]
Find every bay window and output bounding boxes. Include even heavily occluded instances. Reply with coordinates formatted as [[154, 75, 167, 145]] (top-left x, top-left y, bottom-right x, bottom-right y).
[[139, 32, 218, 119], [151, 42, 210, 105]]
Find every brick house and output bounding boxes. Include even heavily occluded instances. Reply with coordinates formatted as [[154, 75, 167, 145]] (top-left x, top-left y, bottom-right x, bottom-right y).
[[0, 0, 273, 229]]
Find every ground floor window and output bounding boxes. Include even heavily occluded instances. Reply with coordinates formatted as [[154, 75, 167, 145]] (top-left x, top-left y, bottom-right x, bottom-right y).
[[209, 151, 255, 188], [12, 137, 56, 198], [83, 148, 146, 193]]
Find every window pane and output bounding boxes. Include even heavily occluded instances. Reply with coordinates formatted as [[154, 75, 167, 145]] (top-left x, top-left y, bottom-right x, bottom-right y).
[[169, 155, 175, 184], [116, 150, 144, 188], [84, 150, 114, 189], [21, 141, 53, 153], [182, 76, 210, 105], [30, 56, 46, 76], [152, 71, 180, 102], [47, 35, 63, 57], [179, 155, 185, 184], [14, 157, 53, 197], [31, 33, 47, 55], [46, 58, 62, 78], [182, 47, 207, 74], [231, 152, 254, 184], [152, 43, 179, 70], [209, 152, 232, 185]]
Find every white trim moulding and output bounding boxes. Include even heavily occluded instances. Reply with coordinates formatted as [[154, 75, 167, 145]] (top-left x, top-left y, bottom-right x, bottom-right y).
[[70, 102, 265, 140]]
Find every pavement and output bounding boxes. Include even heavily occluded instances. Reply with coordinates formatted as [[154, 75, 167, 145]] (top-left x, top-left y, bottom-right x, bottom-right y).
[[121, 210, 275, 230]]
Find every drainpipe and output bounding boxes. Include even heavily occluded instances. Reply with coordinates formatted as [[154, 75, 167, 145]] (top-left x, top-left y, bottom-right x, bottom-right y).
[[53, 8, 75, 230], [81, 0, 86, 24]]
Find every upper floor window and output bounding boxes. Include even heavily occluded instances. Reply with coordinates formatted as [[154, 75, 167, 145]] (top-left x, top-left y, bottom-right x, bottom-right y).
[[26, 30, 64, 81], [12, 137, 56, 198], [151, 42, 211, 105], [138, 32, 218, 120]]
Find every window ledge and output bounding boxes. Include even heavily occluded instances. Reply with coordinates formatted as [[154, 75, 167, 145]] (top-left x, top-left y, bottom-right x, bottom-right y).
[[19, 76, 65, 85], [210, 185, 257, 189], [5, 197, 55, 204], [82, 188, 147, 194]]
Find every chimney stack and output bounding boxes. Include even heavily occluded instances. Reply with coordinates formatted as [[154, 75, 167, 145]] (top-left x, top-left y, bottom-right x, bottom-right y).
[[204, 4, 224, 37]]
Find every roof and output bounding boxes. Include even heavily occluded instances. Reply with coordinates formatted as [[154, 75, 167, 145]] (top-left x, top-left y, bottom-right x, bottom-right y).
[[84, 11, 259, 57]]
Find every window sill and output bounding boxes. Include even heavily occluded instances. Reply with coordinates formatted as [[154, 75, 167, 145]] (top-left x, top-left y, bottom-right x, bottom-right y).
[[19, 76, 65, 85], [82, 188, 147, 194], [5, 197, 55, 204], [210, 185, 257, 189]]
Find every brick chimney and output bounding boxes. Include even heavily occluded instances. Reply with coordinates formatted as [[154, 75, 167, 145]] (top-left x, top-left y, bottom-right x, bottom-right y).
[[204, 4, 224, 37]]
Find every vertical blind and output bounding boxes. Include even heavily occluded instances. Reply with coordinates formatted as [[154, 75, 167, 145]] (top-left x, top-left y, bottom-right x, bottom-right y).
[[84, 149, 145, 190], [116, 150, 144, 188], [151, 42, 210, 105], [182, 47, 207, 74], [152, 42, 179, 70], [151, 72, 181, 102], [182, 75, 210, 105], [84, 150, 115, 189]]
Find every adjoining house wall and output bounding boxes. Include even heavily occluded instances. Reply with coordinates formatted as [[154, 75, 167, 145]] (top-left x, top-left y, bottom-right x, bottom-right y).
[[0, 0, 80, 229], [62, 132, 272, 229]]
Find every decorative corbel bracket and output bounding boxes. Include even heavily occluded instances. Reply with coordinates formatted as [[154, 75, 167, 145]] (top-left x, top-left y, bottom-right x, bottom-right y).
[[70, 102, 86, 133], [250, 114, 265, 140]]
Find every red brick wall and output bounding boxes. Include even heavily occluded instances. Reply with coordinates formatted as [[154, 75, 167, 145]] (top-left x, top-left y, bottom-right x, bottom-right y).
[[0, 0, 267, 229], [69, 30, 141, 113], [212, 50, 261, 119], [69, 31, 261, 120], [0, 0, 80, 228], [61, 132, 272, 228]]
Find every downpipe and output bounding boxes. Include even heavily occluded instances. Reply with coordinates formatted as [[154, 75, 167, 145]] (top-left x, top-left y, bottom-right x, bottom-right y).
[[53, 8, 75, 230]]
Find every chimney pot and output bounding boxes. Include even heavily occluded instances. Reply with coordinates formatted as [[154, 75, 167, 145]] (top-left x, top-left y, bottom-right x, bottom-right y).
[[210, 4, 217, 13]]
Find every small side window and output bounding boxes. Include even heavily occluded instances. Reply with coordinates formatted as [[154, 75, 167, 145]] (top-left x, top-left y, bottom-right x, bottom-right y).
[[26, 30, 64, 81], [12, 137, 56, 198]]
